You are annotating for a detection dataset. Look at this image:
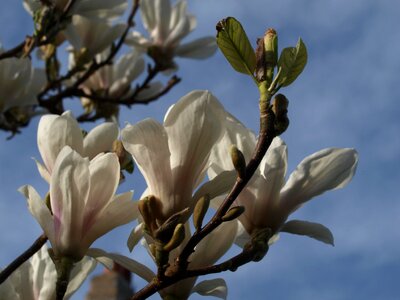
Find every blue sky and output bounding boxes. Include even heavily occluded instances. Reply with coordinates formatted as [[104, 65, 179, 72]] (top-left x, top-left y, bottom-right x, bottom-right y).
[[1, 0, 400, 299]]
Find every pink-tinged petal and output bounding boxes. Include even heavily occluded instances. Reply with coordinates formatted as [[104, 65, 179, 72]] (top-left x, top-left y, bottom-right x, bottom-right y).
[[31, 246, 56, 300], [83, 122, 119, 159], [164, 91, 224, 200], [190, 220, 237, 268], [37, 112, 83, 174], [50, 146, 90, 258], [87, 248, 155, 283], [192, 278, 228, 300], [280, 148, 358, 215], [82, 191, 137, 250], [121, 119, 173, 217], [154, 0, 171, 42], [176, 37, 218, 59], [281, 220, 334, 246], [140, 0, 156, 32], [83, 153, 120, 233], [18, 185, 55, 245]]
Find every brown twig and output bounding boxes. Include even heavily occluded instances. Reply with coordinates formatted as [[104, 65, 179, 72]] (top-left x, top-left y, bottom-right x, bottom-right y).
[[0, 234, 48, 284]]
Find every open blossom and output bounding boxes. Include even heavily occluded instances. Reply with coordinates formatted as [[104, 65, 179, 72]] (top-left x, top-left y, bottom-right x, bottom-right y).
[[20, 146, 138, 260], [0, 44, 45, 114], [36, 111, 118, 182], [65, 15, 126, 62], [126, 0, 217, 69], [121, 90, 233, 222], [209, 112, 358, 245], [0, 245, 96, 300], [23, 0, 128, 20]]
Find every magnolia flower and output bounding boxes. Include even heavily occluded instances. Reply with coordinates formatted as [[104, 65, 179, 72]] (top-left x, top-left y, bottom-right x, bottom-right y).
[[64, 15, 126, 62], [121, 90, 234, 223], [125, 0, 217, 70], [79, 49, 145, 98], [20, 146, 138, 260], [0, 245, 96, 300], [36, 111, 118, 182], [23, 0, 128, 20], [0, 45, 45, 114], [209, 112, 358, 246]]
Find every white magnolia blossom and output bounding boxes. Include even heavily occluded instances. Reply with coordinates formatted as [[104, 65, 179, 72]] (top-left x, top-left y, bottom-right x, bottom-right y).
[[80, 49, 145, 98], [0, 245, 96, 300], [0, 45, 45, 114], [64, 15, 126, 61], [36, 111, 118, 182], [126, 0, 217, 69], [209, 112, 358, 246], [23, 0, 128, 20], [20, 146, 138, 260], [121, 90, 234, 222]]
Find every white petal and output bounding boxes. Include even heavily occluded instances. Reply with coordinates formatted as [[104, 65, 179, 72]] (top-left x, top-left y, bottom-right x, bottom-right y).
[[190, 220, 237, 268], [164, 90, 224, 195], [234, 220, 251, 248], [140, 0, 156, 31], [50, 146, 90, 258], [280, 148, 358, 214], [127, 223, 144, 252], [176, 37, 218, 59], [134, 81, 163, 101], [154, 0, 171, 42], [192, 278, 228, 300], [83, 191, 137, 249], [73, 0, 127, 20], [83, 153, 120, 233], [164, 10, 191, 48], [193, 170, 236, 204], [121, 119, 173, 215], [18, 185, 55, 244], [65, 256, 97, 298], [208, 110, 256, 179], [37, 112, 83, 174], [281, 220, 334, 246], [83, 122, 119, 159], [31, 246, 56, 300], [34, 159, 51, 183], [125, 31, 152, 50], [87, 248, 155, 282]]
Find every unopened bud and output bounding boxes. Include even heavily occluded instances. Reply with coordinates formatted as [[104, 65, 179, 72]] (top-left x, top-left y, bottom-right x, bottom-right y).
[[221, 206, 245, 222], [230, 145, 246, 179], [138, 196, 158, 233], [193, 194, 210, 231], [163, 224, 185, 252], [263, 28, 278, 69], [113, 140, 133, 173], [272, 94, 289, 135], [155, 208, 189, 243]]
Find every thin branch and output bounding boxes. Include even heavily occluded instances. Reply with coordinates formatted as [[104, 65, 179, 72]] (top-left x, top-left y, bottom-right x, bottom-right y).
[[0, 234, 48, 284]]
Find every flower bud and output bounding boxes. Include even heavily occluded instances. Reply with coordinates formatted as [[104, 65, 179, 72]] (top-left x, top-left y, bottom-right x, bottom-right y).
[[193, 194, 210, 231], [272, 94, 289, 135], [230, 145, 246, 179], [221, 206, 245, 222], [155, 208, 189, 243], [163, 223, 186, 252], [138, 196, 159, 234], [263, 28, 278, 69]]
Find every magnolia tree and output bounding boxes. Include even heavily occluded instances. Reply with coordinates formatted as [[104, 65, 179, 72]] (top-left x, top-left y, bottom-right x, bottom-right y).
[[0, 0, 358, 299]]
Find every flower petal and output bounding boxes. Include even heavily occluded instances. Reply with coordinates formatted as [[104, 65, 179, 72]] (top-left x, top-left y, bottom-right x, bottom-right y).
[[121, 119, 173, 212], [193, 170, 236, 204], [176, 37, 218, 59], [127, 223, 144, 252], [192, 278, 228, 300], [83, 122, 119, 159], [18, 185, 55, 244], [50, 146, 90, 258], [82, 191, 137, 249], [87, 248, 155, 283], [154, 0, 171, 42], [281, 220, 334, 246], [164, 90, 224, 194], [65, 256, 97, 298], [37, 112, 83, 174], [280, 148, 358, 214], [140, 0, 156, 31]]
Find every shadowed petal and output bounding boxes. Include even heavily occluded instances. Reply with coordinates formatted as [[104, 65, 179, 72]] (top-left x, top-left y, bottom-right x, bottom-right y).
[[281, 220, 334, 246], [83, 122, 119, 159], [192, 278, 228, 300], [176, 37, 218, 59]]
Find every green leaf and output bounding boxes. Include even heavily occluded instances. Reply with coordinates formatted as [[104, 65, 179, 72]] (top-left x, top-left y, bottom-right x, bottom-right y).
[[216, 17, 256, 77], [277, 38, 307, 87]]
